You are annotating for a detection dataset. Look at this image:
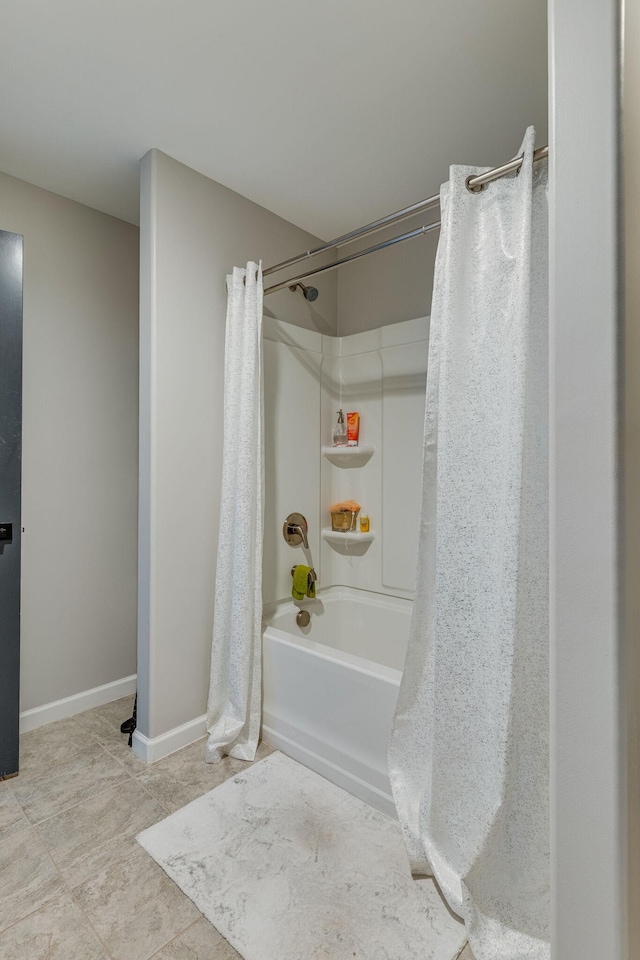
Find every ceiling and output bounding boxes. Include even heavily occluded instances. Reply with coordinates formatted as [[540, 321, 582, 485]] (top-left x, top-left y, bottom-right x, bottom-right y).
[[0, 1, 547, 240]]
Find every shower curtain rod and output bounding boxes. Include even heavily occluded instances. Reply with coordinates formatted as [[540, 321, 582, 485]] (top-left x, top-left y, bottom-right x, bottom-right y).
[[262, 144, 548, 297]]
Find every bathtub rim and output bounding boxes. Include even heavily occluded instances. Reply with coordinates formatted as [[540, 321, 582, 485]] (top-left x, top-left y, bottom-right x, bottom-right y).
[[262, 584, 410, 682]]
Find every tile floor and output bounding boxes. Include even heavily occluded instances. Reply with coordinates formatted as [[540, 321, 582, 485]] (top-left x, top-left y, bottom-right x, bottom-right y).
[[0, 696, 475, 960], [0, 696, 271, 959]]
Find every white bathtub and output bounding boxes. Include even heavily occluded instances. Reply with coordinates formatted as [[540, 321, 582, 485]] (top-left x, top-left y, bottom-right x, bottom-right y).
[[261, 586, 410, 817]]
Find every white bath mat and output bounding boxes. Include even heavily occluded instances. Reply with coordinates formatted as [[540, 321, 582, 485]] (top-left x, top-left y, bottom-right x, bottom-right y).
[[137, 752, 466, 960]]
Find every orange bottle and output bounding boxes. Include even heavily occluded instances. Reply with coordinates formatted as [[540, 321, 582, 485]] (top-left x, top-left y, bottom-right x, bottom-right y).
[[347, 411, 360, 446]]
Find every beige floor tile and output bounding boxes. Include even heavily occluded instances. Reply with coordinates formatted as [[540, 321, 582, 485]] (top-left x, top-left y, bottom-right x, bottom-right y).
[[11, 744, 130, 825], [80, 695, 136, 733], [16, 737, 103, 788], [78, 696, 135, 750], [73, 843, 200, 960], [134, 739, 274, 814], [3, 716, 275, 959], [0, 783, 30, 843], [152, 917, 241, 959], [36, 778, 166, 888], [18, 718, 90, 779], [103, 736, 149, 775], [0, 828, 66, 934], [0, 890, 109, 959], [78, 695, 147, 774]]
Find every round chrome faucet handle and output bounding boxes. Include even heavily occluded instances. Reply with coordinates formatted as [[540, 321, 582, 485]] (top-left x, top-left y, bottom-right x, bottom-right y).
[[283, 513, 309, 549]]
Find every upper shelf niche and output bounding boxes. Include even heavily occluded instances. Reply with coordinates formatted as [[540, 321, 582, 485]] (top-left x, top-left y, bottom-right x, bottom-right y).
[[321, 445, 375, 468]]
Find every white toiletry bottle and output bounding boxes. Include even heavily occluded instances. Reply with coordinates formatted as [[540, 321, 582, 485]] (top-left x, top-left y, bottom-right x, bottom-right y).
[[333, 410, 347, 446]]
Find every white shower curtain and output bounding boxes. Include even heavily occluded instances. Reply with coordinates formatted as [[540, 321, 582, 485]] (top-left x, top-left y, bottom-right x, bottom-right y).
[[206, 262, 264, 764], [389, 128, 549, 960]]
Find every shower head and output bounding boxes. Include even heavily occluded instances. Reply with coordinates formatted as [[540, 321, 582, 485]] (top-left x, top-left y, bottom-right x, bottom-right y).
[[289, 282, 319, 303]]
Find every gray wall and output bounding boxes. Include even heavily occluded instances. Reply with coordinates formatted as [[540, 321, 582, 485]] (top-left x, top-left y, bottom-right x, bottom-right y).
[[336, 211, 439, 336], [549, 1, 627, 957], [138, 150, 337, 743], [0, 171, 139, 713], [623, 0, 640, 952]]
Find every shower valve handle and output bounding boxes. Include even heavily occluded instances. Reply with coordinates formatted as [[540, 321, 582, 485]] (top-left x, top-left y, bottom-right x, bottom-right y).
[[288, 524, 308, 548], [283, 513, 309, 549]]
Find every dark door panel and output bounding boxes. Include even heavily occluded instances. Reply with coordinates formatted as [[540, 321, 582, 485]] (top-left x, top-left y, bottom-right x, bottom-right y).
[[0, 230, 23, 779]]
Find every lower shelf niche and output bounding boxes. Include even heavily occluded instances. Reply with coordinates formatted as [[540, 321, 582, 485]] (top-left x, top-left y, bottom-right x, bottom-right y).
[[322, 528, 375, 554]]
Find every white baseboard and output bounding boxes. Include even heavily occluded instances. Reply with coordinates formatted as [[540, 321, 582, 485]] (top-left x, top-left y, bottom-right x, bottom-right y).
[[20, 675, 137, 735], [132, 714, 208, 763], [261, 723, 397, 820]]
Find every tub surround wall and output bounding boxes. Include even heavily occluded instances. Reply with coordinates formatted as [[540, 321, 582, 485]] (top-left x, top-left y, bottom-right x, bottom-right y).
[[263, 321, 324, 606], [321, 317, 428, 599], [137, 151, 338, 758], [263, 315, 428, 605]]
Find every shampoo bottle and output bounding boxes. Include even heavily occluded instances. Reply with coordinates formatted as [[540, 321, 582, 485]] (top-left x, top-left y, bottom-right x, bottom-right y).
[[333, 410, 347, 446]]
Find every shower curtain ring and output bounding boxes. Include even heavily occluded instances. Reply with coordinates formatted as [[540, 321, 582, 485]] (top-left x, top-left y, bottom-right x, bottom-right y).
[[465, 174, 485, 194]]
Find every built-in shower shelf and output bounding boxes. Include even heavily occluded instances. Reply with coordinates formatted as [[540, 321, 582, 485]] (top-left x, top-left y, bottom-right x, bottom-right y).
[[322, 445, 375, 467], [322, 528, 376, 551]]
